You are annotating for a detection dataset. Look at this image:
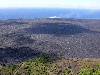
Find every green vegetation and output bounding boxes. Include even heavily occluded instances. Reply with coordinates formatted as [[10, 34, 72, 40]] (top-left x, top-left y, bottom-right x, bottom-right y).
[[94, 63, 100, 68], [29, 54, 52, 64], [78, 68, 100, 75], [0, 64, 19, 75], [0, 54, 100, 75]]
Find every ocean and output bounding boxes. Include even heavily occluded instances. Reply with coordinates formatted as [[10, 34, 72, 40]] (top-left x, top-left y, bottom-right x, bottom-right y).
[[0, 8, 100, 20]]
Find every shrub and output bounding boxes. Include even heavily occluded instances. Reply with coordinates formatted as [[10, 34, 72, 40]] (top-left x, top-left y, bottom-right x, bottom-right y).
[[78, 68, 100, 75], [30, 54, 52, 64]]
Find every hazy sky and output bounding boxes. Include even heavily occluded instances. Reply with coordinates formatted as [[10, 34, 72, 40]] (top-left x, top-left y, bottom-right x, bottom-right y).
[[0, 0, 100, 9]]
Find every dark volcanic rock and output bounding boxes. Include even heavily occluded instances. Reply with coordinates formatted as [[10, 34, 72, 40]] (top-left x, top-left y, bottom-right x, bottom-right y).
[[0, 18, 100, 65]]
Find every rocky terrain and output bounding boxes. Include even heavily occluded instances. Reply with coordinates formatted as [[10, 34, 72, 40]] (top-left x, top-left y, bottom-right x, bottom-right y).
[[0, 18, 100, 66]]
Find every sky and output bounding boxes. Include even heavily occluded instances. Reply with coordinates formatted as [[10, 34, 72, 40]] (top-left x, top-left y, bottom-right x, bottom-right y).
[[0, 0, 100, 9]]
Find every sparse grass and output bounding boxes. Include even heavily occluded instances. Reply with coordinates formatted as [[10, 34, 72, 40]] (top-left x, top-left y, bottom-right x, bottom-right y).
[[0, 54, 100, 75]]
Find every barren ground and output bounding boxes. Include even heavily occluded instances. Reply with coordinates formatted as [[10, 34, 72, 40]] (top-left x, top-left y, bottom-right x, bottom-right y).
[[0, 18, 100, 66]]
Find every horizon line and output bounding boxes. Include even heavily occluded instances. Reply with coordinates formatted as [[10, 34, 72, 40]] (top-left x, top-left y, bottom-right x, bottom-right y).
[[0, 7, 100, 10]]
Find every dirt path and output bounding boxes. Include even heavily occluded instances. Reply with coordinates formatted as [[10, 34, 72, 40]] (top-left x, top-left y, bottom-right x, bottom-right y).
[[13, 63, 24, 75]]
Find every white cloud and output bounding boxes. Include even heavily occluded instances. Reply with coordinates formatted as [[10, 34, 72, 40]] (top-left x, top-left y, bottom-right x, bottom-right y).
[[0, 0, 100, 9]]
